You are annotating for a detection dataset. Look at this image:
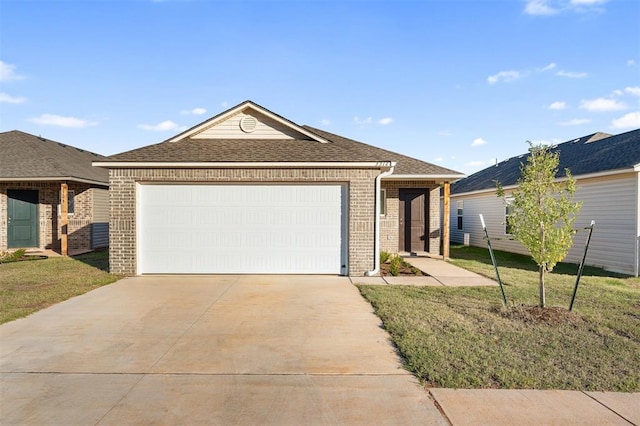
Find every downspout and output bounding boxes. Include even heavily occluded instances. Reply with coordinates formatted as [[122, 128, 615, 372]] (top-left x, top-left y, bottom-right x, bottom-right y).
[[365, 163, 396, 276]]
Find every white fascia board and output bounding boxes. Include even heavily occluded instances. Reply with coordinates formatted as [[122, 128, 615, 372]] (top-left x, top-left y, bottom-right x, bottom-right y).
[[0, 176, 108, 186], [451, 167, 636, 197], [93, 161, 395, 169], [384, 174, 466, 181], [168, 101, 331, 144]]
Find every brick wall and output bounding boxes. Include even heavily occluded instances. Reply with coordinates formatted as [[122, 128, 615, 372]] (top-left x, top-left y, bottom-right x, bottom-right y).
[[380, 180, 442, 256], [0, 181, 100, 253], [108, 168, 379, 276]]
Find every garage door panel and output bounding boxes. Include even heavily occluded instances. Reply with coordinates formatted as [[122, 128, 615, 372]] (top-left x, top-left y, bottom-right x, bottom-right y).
[[138, 184, 346, 274]]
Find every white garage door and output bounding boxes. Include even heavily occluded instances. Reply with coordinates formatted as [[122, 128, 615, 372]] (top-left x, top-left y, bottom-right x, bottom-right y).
[[137, 184, 347, 274]]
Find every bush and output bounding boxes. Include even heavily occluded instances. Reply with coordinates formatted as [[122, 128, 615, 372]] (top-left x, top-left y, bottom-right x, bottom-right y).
[[0, 249, 26, 263], [380, 251, 391, 264], [389, 254, 402, 276]]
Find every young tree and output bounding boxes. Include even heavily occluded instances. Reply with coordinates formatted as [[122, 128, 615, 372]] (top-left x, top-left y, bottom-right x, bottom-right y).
[[497, 143, 582, 307]]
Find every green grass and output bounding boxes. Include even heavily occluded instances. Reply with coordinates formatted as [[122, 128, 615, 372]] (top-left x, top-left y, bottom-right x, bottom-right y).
[[0, 250, 121, 324], [358, 245, 640, 392]]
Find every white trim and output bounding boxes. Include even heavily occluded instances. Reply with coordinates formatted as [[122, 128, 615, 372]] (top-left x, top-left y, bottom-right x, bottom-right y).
[[0, 176, 108, 186], [168, 101, 331, 144], [93, 161, 395, 169], [383, 174, 465, 181], [365, 165, 395, 276], [452, 167, 638, 197]]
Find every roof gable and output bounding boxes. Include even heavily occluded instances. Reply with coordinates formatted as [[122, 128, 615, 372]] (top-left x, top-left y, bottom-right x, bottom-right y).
[[170, 100, 330, 143], [97, 101, 464, 180], [451, 128, 640, 195], [0, 130, 109, 184]]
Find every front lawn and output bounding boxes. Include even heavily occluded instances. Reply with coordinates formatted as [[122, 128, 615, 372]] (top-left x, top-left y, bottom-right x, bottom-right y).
[[358, 245, 640, 392], [0, 250, 121, 324]]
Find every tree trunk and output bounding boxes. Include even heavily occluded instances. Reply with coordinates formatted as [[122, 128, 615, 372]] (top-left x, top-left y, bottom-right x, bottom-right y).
[[539, 221, 545, 308], [539, 265, 546, 308]]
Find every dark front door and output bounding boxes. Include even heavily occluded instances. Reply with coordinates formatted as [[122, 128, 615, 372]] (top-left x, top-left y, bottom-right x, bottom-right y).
[[7, 189, 39, 248], [399, 189, 428, 253]]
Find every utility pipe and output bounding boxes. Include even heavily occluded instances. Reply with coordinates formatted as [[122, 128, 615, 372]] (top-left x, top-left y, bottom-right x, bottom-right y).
[[365, 163, 396, 276]]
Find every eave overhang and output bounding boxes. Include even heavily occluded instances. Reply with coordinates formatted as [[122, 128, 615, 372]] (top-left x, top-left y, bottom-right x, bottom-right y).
[[0, 176, 108, 186], [93, 161, 395, 170]]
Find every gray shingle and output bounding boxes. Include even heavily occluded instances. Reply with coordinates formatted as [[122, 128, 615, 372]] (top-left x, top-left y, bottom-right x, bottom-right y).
[[451, 129, 640, 195], [103, 125, 463, 177], [0, 130, 109, 184]]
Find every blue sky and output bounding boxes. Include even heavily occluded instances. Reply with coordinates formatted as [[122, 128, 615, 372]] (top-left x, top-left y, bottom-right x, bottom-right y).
[[1, 0, 639, 175]]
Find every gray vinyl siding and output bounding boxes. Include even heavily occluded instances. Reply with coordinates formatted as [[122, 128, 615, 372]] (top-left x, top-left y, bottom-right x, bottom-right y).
[[92, 188, 109, 222], [91, 187, 109, 248], [450, 172, 639, 276], [91, 223, 109, 248]]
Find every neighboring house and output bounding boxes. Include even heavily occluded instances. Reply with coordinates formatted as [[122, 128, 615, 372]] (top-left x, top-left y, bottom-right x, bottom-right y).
[[0, 130, 110, 255], [94, 100, 464, 276], [449, 129, 640, 277]]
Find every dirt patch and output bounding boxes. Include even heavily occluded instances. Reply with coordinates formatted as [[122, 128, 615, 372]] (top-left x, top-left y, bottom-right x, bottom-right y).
[[380, 261, 427, 277], [499, 305, 584, 326]]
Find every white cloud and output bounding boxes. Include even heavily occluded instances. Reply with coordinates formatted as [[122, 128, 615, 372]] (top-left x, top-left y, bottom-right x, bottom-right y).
[[525, 0, 608, 15], [319, 119, 331, 126], [434, 157, 444, 162], [487, 70, 521, 84], [0, 61, 24, 82], [580, 98, 626, 112], [137, 120, 180, 131], [540, 63, 557, 71], [624, 86, 640, 97], [556, 70, 588, 79], [524, 0, 559, 15], [353, 116, 373, 125], [0, 92, 26, 104], [610, 111, 640, 129], [570, 0, 607, 5], [560, 118, 591, 126], [378, 117, 393, 125], [611, 89, 624, 97], [181, 107, 206, 115], [548, 101, 566, 110], [221, 101, 228, 108], [471, 137, 487, 147], [467, 161, 485, 167], [628, 59, 637, 67], [29, 114, 98, 128]]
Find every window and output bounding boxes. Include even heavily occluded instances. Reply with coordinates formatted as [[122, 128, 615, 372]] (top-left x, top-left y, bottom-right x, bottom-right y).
[[456, 201, 463, 230], [58, 190, 75, 216], [379, 189, 387, 216], [505, 198, 514, 235]]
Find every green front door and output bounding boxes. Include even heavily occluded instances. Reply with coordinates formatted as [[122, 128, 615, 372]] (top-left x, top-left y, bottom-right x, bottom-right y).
[[7, 189, 39, 248]]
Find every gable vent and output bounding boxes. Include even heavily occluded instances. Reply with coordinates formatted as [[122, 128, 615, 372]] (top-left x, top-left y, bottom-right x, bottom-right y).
[[239, 116, 258, 133]]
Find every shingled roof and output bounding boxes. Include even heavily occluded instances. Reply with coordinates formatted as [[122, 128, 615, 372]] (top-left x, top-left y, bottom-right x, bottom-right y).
[[99, 101, 463, 179], [451, 128, 640, 195], [0, 130, 109, 185]]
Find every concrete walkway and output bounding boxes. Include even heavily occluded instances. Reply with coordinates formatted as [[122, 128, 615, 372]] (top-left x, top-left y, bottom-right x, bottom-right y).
[[430, 388, 639, 425], [352, 255, 497, 287]]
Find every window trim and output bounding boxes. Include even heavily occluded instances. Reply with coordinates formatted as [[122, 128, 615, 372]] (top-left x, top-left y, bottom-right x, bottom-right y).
[[505, 197, 514, 235], [456, 200, 464, 230], [379, 189, 387, 216], [58, 190, 75, 217]]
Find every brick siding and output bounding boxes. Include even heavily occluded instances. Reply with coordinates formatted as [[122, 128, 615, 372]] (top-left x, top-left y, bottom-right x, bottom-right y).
[[108, 168, 379, 276], [0, 182, 103, 253]]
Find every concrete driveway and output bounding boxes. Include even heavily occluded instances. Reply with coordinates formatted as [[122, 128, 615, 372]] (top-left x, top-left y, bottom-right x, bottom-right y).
[[0, 275, 446, 425]]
